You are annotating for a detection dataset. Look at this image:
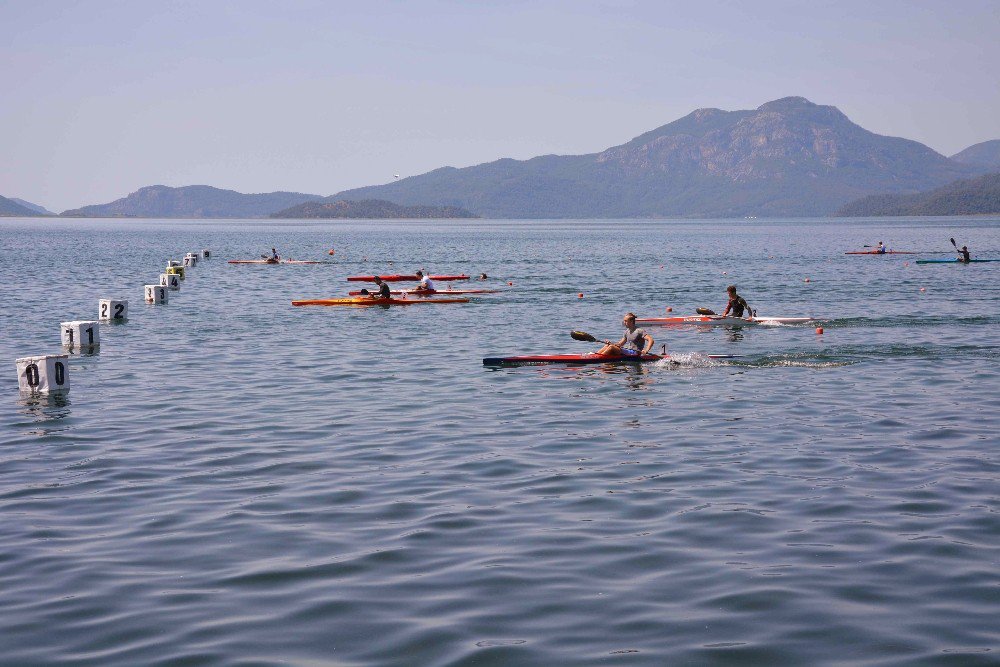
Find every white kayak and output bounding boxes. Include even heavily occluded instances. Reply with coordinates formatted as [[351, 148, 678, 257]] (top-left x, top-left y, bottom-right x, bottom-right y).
[[636, 314, 816, 326]]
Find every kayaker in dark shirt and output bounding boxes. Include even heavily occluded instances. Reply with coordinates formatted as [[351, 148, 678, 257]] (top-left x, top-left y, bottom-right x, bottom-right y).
[[722, 285, 754, 319], [361, 277, 391, 299], [958, 245, 971, 262], [597, 313, 655, 357]]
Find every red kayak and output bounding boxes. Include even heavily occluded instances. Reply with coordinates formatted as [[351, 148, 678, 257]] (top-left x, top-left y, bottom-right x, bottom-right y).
[[346, 274, 470, 282], [348, 288, 500, 296], [844, 250, 917, 255], [292, 297, 469, 307], [229, 259, 327, 264], [483, 352, 735, 366]]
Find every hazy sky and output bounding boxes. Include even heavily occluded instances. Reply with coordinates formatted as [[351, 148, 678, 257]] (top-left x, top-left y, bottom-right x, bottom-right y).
[[3, 0, 999, 212]]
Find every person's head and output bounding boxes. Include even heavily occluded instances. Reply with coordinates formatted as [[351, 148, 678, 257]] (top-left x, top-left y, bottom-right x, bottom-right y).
[[272, 247, 276, 252], [623, 312, 637, 328], [727, 285, 737, 296], [415, 270, 424, 278], [374, 276, 383, 285], [962, 246, 968, 251], [479, 273, 487, 280]]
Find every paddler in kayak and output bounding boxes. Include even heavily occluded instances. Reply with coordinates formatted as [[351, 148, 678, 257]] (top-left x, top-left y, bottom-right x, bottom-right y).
[[413, 270, 436, 293], [596, 313, 655, 358], [722, 285, 756, 319], [957, 245, 971, 262], [875, 241, 886, 254], [265, 247, 280, 264], [359, 276, 391, 299]]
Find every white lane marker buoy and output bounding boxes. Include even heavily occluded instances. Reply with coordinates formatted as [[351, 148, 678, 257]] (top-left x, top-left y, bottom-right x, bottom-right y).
[[61, 320, 100, 350], [145, 284, 168, 304], [159, 273, 181, 291], [15, 354, 70, 394], [99, 299, 128, 322]]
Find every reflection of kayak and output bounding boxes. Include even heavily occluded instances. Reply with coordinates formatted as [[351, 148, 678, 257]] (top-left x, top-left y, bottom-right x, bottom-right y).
[[291, 297, 469, 306], [915, 258, 998, 264], [346, 274, 470, 282], [845, 250, 916, 255], [348, 289, 500, 296], [636, 315, 815, 325], [229, 259, 326, 264], [483, 352, 736, 367]]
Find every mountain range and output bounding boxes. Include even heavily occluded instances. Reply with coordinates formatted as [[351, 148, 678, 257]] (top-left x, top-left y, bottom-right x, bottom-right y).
[[5, 96, 998, 219], [329, 96, 988, 218]]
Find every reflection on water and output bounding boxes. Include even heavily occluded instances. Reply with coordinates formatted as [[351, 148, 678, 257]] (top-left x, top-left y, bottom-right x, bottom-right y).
[[0, 216, 997, 666]]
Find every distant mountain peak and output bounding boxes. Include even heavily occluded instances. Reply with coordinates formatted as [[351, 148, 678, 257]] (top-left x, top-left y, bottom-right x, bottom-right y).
[[757, 96, 815, 111]]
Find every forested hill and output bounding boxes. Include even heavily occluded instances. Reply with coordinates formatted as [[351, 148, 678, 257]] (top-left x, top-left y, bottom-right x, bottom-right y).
[[328, 96, 984, 218], [950, 140, 1000, 169], [271, 199, 477, 219], [61, 185, 322, 218], [835, 172, 1000, 216]]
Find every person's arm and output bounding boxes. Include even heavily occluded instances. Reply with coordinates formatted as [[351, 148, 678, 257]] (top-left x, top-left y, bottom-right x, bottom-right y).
[[722, 299, 732, 316], [605, 336, 626, 346], [642, 333, 655, 354]]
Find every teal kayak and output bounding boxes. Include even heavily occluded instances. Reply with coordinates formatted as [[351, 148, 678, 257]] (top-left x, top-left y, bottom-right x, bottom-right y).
[[915, 258, 998, 264]]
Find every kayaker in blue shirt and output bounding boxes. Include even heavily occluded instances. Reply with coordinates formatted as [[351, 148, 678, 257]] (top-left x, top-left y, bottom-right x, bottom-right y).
[[597, 313, 654, 357], [875, 241, 886, 254]]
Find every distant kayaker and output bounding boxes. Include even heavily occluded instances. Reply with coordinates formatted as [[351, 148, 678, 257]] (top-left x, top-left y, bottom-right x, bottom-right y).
[[722, 285, 755, 319], [876, 241, 886, 254], [478, 273, 488, 280], [415, 270, 436, 292], [958, 245, 971, 262], [597, 313, 654, 358], [266, 247, 280, 264]]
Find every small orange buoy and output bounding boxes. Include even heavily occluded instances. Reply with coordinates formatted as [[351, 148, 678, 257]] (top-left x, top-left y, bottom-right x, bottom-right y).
[[328, 249, 335, 255], [816, 327, 824, 334], [666, 306, 673, 312], [578, 293, 584, 298], [804, 277, 810, 283]]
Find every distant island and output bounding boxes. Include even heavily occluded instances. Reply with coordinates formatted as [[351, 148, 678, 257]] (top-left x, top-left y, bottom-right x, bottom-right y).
[[270, 198, 477, 219], [60, 185, 323, 219], [836, 173, 1000, 216]]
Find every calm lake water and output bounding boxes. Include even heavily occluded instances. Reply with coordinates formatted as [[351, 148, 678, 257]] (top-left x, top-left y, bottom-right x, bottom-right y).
[[1, 216, 998, 666]]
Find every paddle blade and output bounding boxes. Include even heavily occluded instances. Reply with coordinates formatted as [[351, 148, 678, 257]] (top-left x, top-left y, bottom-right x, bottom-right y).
[[696, 307, 717, 315], [570, 330, 598, 342], [951, 237, 958, 249]]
